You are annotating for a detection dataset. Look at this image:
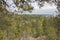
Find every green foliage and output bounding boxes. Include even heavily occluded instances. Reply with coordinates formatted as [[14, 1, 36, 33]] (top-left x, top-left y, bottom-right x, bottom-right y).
[[0, 30, 7, 40], [0, 0, 60, 40], [0, 12, 60, 40]]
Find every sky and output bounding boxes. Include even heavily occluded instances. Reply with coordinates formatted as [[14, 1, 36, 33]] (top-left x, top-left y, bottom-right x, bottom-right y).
[[5, 0, 59, 16]]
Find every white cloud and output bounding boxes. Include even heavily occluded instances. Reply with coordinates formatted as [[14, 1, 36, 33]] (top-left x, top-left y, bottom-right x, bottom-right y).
[[30, 2, 39, 9], [41, 2, 57, 9]]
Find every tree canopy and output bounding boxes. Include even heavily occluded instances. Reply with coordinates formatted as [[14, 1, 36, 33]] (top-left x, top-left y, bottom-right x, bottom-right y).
[[0, 0, 60, 13]]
